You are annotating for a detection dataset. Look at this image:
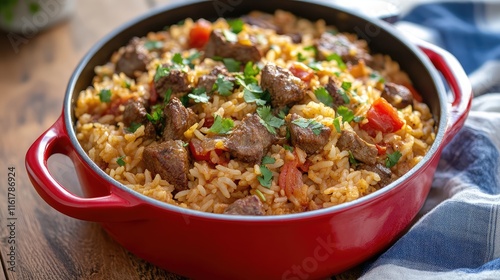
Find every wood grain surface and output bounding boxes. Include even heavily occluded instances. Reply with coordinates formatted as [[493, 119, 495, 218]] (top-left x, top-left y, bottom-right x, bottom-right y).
[[0, 1, 366, 279]]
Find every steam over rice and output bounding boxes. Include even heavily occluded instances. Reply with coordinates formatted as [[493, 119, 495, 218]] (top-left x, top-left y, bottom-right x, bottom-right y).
[[75, 10, 435, 215]]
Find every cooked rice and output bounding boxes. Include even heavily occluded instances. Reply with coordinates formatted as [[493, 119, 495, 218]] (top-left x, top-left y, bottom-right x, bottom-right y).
[[74, 10, 436, 215]]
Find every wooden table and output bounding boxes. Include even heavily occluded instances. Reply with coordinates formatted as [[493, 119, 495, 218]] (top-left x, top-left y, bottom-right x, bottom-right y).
[[0, 1, 399, 279]]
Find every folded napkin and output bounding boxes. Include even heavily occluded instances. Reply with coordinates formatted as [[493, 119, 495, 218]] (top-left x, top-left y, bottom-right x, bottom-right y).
[[360, 2, 500, 279]]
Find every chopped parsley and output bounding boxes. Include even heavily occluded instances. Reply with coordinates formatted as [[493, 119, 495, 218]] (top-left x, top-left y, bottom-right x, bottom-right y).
[[209, 115, 234, 135], [188, 87, 210, 103], [307, 61, 323, 71], [314, 87, 333, 107], [126, 122, 142, 133], [326, 53, 347, 70], [341, 81, 352, 91], [154, 65, 170, 82], [243, 61, 260, 78], [163, 88, 173, 102], [228, 18, 244, 34], [146, 104, 163, 123], [337, 88, 350, 104], [262, 156, 276, 165], [336, 106, 363, 123], [297, 52, 307, 62], [184, 51, 201, 69], [222, 58, 241, 72], [116, 156, 126, 167], [237, 77, 269, 106], [385, 151, 402, 168], [333, 118, 341, 133], [172, 53, 184, 65], [303, 45, 318, 55], [144, 40, 163, 50], [214, 74, 234, 96], [256, 106, 285, 135], [98, 89, 112, 103], [257, 165, 273, 188], [291, 118, 325, 136], [348, 151, 359, 167], [284, 144, 294, 152]]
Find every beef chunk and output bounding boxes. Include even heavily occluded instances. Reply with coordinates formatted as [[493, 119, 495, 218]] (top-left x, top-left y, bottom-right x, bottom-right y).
[[115, 37, 149, 78], [242, 13, 301, 43], [224, 195, 265, 216], [260, 64, 305, 108], [197, 66, 235, 93], [154, 68, 192, 100], [204, 30, 262, 64], [358, 163, 393, 187], [288, 114, 331, 155], [143, 140, 190, 191], [122, 99, 156, 139], [337, 130, 377, 165], [381, 82, 414, 109], [315, 32, 371, 65], [226, 114, 275, 163], [162, 97, 198, 141], [325, 77, 348, 109]]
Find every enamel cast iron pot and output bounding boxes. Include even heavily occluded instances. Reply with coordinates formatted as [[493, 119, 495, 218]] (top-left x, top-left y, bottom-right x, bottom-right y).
[[25, 0, 472, 279]]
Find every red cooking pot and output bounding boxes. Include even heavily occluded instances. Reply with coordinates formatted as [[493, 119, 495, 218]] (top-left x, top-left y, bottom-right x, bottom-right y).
[[25, 0, 472, 279]]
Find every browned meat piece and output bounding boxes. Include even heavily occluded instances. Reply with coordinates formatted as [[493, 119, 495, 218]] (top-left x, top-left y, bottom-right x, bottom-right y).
[[260, 63, 305, 108], [122, 99, 156, 139], [204, 30, 262, 64], [154, 68, 192, 100], [325, 77, 347, 109], [381, 82, 414, 109], [337, 130, 377, 165], [143, 140, 190, 191], [242, 14, 281, 33], [315, 32, 371, 65], [115, 37, 149, 78], [224, 195, 265, 215], [197, 66, 235, 93], [358, 163, 393, 187], [162, 97, 198, 141], [225, 114, 275, 163], [288, 114, 331, 155]]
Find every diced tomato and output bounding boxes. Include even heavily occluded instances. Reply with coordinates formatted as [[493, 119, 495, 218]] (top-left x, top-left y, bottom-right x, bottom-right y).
[[188, 19, 212, 49], [375, 144, 387, 155], [103, 96, 132, 116], [279, 160, 303, 196], [289, 63, 314, 83], [203, 116, 215, 128], [361, 97, 404, 135], [149, 81, 158, 104], [189, 138, 223, 164], [403, 83, 423, 102]]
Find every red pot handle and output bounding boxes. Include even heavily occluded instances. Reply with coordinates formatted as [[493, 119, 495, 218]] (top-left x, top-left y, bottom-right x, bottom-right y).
[[416, 39, 472, 145], [25, 115, 143, 222]]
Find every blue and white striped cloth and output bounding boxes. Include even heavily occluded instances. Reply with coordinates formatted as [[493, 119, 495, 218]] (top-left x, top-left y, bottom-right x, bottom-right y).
[[361, 2, 500, 279]]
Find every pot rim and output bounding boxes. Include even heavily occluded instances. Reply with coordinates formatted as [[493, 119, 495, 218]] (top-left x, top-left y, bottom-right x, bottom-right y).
[[63, 0, 448, 222]]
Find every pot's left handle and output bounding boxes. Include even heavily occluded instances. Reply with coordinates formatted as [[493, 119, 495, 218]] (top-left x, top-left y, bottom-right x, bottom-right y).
[[26, 116, 141, 222]]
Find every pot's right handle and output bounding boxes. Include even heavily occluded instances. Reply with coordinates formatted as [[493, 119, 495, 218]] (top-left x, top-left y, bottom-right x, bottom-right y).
[[415, 38, 473, 145]]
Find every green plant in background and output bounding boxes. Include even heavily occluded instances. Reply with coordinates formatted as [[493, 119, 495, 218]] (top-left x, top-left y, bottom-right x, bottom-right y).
[[0, 0, 40, 23]]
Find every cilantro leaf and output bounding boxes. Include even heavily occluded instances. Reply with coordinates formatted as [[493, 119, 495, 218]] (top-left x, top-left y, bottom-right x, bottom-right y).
[[188, 88, 210, 103], [243, 61, 260, 77], [348, 151, 359, 167], [333, 118, 341, 133], [144, 40, 163, 50], [297, 52, 307, 62], [228, 18, 244, 34], [214, 74, 234, 96], [257, 165, 273, 188], [303, 45, 318, 55], [146, 104, 163, 123], [291, 118, 325, 136], [337, 106, 355, 123], [257, 106, 285, 135], [341, 81, 352, 91], [126, 122, 142, 133], [154, 65, 170, 82], [326, 53, 346, 70], [337, 88, 350, 104], [262, 156, 276, 165], [98, 89, 112, 103], [223, 58, 241, 72], [184, 51, 201, 69], [172, 53, 184, 65], [116, 156, 126, 167], [209, 115, 234, 135], [314, 87, 333, 107], [307, 61, 322, 71], [283, 144, 294, 152], [385, 151, 402, 168]]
